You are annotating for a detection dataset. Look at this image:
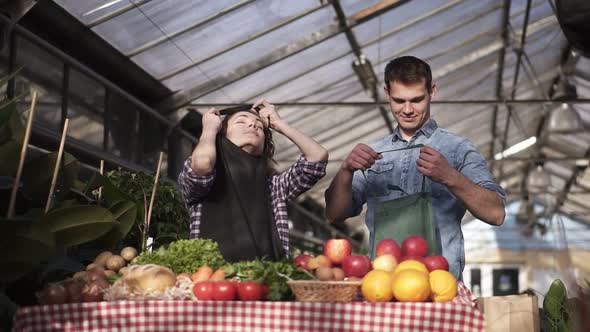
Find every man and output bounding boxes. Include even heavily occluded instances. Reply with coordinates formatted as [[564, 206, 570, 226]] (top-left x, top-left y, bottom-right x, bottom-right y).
[[179, 99, 328, 262], [325, 56, 505, 279]]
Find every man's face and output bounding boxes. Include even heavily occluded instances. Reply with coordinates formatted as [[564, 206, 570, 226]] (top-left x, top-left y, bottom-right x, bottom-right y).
[[385, 80, 435, 138], [225, 111, 265, 155]]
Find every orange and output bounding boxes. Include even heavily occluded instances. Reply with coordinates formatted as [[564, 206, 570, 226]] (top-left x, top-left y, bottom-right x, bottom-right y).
[[429, 270, 458, 302], [361, 270, 394, 303], [392, 260, 428, 279], [392, 269, 430, 302]]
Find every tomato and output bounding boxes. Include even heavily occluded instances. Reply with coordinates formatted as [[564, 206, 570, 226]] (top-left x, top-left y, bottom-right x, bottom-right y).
[[237, 281, 263, 301], [192, 282, 214, 301], [212, 281, 237, 301], [261, 284, 270, 300]]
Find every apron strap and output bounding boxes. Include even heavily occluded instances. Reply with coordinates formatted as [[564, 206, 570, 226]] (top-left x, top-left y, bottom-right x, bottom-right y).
[[364, 144, 427, 194]]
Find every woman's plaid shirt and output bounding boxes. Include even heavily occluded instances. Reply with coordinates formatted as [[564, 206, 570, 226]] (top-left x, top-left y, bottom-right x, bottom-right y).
[[178, 156, 327, 256]]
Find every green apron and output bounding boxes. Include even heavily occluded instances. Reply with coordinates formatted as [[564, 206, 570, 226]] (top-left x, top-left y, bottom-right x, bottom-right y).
[[366, 144, 442, 259]]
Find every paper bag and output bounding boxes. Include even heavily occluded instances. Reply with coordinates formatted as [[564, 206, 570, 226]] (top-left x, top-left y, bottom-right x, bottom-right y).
[[477, 295, 540, 332]]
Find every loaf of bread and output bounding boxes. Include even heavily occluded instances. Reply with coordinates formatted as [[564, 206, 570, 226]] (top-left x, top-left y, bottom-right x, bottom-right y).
[[115, 264, 176, 293]]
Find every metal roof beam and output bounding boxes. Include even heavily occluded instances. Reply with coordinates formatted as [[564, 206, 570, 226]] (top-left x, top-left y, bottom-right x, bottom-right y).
[[498, 0, 533, 181], [189, 98, 590, 108], [331, 0, 393, 133], [158, 0, 467, 113], [489, 0, 512, 163], [243, 5, 551, 112]]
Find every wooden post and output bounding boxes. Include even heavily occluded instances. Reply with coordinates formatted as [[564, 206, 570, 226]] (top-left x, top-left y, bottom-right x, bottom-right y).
[[7, 90, 37, 219], [45, 118, 69, 213], [98, 160, 104, 201], [146, 152, 164, 231]]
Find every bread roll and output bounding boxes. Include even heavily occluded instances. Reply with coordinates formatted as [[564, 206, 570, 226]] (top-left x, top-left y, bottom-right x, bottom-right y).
[[115, 264, 176, 293]]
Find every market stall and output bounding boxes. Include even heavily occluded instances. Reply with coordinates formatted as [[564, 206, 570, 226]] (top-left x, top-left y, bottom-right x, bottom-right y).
[[13, 283, 483, 332]]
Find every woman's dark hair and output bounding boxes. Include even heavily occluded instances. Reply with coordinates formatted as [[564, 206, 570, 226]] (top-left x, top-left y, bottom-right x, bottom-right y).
[[219, 104, 275, 165]]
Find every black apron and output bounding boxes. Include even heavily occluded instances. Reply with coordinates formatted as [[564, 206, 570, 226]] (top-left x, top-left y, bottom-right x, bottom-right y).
[[200, 135, 283, 262]]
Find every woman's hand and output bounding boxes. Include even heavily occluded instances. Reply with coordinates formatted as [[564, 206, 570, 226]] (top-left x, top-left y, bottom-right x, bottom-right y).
[[202, 108, 222, 136], [253, 99, 285, 132]]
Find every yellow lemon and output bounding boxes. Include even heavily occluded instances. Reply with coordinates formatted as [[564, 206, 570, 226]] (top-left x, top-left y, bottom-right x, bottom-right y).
[[361, 270, 394, 303], [429, 270, 458, 302], [392, 269, 431, 302], [393, 259, 428, 278]]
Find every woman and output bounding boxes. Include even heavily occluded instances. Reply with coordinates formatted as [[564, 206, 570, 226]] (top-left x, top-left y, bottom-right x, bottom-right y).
[[178, 99, 328, 262]]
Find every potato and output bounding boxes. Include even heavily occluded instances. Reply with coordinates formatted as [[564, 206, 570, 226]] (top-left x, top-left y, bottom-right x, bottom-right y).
[[315, 267, 334, 281], [104, 270, 117, 278], [332, 267, 345, 281], [94, 251, 113, 268], [120, 247, 138, 262], [105, 255, 126, 272]]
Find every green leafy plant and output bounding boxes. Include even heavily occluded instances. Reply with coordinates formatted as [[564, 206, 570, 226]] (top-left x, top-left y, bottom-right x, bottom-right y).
[[133, 239, 225, 274], [0, 78, 139, 283], [105, 168, 190, 249]]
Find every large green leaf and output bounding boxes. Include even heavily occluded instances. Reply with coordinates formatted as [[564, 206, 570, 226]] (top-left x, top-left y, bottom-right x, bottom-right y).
[[0, 99, 17, 130], [42, 205, 116, 248], [0, 218, 56, 282], [95, 200, 138, 248], [0, 140, 21, 176], [21, 152, 80, 203], [83, 173, 135, 207]]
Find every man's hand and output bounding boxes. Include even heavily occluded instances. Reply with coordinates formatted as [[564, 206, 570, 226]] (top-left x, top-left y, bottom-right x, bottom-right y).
[[342, 144, 381, 173], [416, 145, 457, 185], [202, 108, 222, 135], [253, 98, 285, 131]]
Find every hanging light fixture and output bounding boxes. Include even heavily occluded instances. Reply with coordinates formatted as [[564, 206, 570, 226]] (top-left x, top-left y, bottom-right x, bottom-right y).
[[516, 196, 534, 225], [527, 161, 551, 193], [547, 77, 584, 133]]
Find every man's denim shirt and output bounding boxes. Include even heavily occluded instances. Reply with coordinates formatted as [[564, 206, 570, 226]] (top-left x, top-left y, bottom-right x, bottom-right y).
[[350, 119, 505, 280]]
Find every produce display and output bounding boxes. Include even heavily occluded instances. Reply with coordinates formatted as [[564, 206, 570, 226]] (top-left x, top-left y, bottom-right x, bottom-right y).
[[33, 236, 459, 305], [291, 235, 458, 303], [36, 245, 139, 304]]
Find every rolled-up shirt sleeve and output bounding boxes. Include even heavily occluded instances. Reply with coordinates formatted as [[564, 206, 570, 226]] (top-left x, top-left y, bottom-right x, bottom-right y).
[[177, 157, 216, 205], [272, 155, 327, 202], [456, 140, 506, 200]]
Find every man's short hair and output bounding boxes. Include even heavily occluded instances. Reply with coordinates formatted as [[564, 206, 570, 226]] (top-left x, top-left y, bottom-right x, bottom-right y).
[[384, 56, 432, 93]]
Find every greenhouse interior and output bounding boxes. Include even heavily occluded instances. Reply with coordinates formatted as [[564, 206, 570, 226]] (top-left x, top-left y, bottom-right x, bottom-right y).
[[1, 0, 590, 331]]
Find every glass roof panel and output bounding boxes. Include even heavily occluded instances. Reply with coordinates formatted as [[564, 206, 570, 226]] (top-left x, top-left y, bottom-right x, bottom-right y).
[[91, 0, 244, 54], [138, 0, 321, 77], [54, 0, 136, 25], [164, 5, 336, 93]]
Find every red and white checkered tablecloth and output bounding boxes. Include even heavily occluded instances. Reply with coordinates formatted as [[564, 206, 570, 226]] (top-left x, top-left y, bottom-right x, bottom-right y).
[[13, 282, 484, 332]]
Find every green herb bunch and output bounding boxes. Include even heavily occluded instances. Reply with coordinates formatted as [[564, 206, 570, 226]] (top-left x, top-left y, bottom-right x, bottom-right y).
[[133, 239, 226, 274]]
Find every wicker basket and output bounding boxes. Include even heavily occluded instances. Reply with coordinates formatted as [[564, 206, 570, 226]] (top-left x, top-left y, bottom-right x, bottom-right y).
[[287, 280, 362, 302]]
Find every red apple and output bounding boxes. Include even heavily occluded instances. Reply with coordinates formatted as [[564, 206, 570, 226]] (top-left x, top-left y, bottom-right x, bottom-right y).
[[342, 255, 371, 278], [375, 238, 402, 261], [402, 235, 428, 257], [323, 239, 352, 264], [293, 255, 312, 270], [422, 256, 449, 272]]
